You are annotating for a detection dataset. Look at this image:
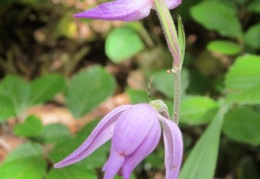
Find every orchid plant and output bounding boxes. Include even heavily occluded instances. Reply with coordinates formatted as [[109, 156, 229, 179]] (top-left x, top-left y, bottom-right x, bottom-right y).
[[54, 0, 186, 178]]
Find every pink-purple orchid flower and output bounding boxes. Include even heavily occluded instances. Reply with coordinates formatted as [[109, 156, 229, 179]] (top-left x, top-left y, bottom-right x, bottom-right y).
[[74, 0, 182, 21], [54, 103, 183, 179]]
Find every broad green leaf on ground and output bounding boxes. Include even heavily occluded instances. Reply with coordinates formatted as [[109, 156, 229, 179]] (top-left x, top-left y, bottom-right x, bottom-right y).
[[49, 119, 110, 169], [0, 142, 47, 179], [0, 75, 30, 115], [127, 88, 147, 104], [29, 73, 65, 105], [245, 24, 260, 49], [180, 96, 219, 125], [38, 123, 71, 143], [47, 165, 96, 179], [66, 65, 116, 118], [105, 26, 145, 63], [226, 83, 260, 104], [190, 1, 242, 39], [0, 95, 16, 121], [179, 104, 229, 179], [13, 115, 43, 137], [222, 107, 260, 146], [225, 55, 260, 104], [153, 68, 189, 99], [207, 40, 241, 55]]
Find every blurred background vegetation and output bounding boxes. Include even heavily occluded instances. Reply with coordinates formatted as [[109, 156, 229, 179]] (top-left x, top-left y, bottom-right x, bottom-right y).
[[0, 0, 259, 179]]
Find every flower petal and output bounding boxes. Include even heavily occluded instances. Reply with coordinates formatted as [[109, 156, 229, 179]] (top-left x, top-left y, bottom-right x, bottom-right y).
[[103, 149, 125, 179], [158, 115, 183, 179], [54, 105, 132, 168], [121, 121, 161, 179], [164, 0, 182, 9], [112, 104, 158, 155], [74, 0, 152, 21]]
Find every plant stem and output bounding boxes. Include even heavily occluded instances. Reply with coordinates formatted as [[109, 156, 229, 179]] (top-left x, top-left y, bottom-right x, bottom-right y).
[[154, 0, 182, 123], [173, 70, 181, 123]]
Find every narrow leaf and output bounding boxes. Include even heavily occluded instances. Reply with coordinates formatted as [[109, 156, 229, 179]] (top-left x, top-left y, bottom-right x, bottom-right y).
[[179, 104, 229, 179], [177, 15, 186, 65]]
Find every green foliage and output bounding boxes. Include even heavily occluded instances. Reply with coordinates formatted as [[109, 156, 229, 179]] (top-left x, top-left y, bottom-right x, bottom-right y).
[[0, 74, 65, 121], [179, 105, 228, 179], [29, 73, 65, 105], [244, 24, 260, 49], [0, 95, 16, 121], [180, 96, 219, 125], [222, 107, 260, 146], [190, 1, 242, 39], [0, 75, 30, 115], [0, 142, 47, 179], [177, 15, 186, 65], [207, 40, 241, 55], [14, 115, 43, 137], [127, 88, 147, 104], [38, 123, 70, 143], [66, 65, 116, 118], [46, 165, 96, 179], [105, 26, 145, 63], [225, 55, 260, 104]]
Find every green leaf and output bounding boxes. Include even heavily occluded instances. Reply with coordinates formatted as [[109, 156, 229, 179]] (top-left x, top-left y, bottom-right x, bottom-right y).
[[47, 166, 96, 179], [14, 115, 43, 137], [207, 40, 241, 55], [0, 75, 30, 115], [190, 1, 242, 39], [245, 24, 260, 49], [180, 96, 219, 125], [105, 26, 145, 63], [222, 107, 260, 146], [66, 65, 116, 118], [0, 95, 16, 121], [177, 15, 186, 65], [29, 73, 65, 105], [38, 123, 71, 143], [179, 104, 228, 179], [0, 142, 47, 179], [225, 55, 260, 104], [127, 88, 147, 104], [153, 68, 189, 99], [226, 83, 260, 104]]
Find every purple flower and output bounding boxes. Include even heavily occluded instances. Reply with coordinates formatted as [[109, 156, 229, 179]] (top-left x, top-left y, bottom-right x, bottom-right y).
[[74, 0, 182, 21], [54, 103, 183, 179]]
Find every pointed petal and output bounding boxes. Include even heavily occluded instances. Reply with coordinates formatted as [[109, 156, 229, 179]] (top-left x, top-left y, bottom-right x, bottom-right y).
[[164, 0, 182, 9], [122, 121, 161, 179], [54, 105, 132, 168], [74, 0, 152, 21], [112, 104, 158, 155], [103, 149, 125, 179], [158, 115, 183, 179]]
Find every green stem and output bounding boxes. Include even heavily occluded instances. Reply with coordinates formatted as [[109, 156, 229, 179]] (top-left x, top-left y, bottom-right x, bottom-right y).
[[154, 0, 182, 123], [154, 0, 180, 68], [173, 70, 181, 123]]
